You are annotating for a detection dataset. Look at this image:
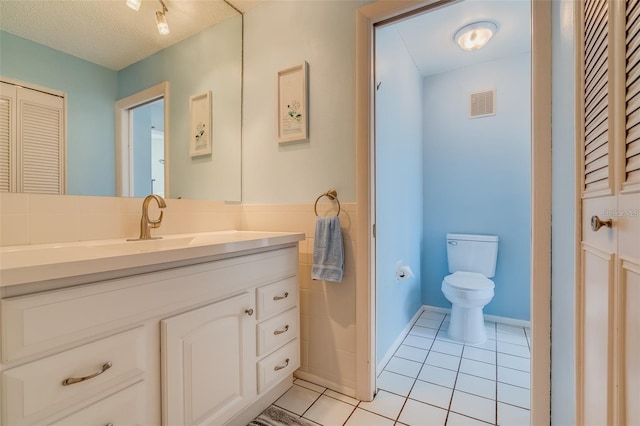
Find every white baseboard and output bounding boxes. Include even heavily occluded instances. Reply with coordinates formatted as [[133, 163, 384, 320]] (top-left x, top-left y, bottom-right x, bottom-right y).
[[293, 371, 356, 398], [376, 307, 425, 376], [422, 305, 532, 328]]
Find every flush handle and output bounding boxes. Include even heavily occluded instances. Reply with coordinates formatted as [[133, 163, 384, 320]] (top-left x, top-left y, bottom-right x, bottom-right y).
[[447, 241, 457, 246], [591, 215, 612, 232]]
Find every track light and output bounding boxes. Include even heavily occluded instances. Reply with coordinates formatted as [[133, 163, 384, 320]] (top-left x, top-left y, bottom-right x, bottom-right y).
[[126, 0, 141, 11], [156, 0, 170, 35]]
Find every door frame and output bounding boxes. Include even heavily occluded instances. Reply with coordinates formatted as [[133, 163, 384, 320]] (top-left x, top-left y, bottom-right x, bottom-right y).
[[353, 0, 552, 423], [115, 81, 170, 197]]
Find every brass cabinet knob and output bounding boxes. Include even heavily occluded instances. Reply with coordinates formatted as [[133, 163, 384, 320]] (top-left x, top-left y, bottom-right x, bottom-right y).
[[245, 308, 254, 316], [591, 215, 612, 231]]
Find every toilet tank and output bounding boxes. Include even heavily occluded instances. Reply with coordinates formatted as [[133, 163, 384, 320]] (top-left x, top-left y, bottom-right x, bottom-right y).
[[446, 233, 499, 278]]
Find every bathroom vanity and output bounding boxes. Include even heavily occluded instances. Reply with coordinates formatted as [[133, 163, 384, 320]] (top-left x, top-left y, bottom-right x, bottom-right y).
[[0, 231, 304, 425]]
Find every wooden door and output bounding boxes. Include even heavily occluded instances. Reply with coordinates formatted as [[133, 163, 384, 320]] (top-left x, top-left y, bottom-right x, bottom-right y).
[[577, 1, 640, 424], [161, 292, 256, 426]]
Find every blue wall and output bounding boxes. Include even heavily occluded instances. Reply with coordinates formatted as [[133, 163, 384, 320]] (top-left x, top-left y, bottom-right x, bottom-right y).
[[117, 16, 242, 201], [375, 26, 424, 365], [422, 53, 531, 321], [0, 31, 118, 196]]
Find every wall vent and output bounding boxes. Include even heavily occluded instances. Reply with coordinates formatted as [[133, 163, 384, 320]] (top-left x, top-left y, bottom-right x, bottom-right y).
[[469, 89, 496, 118]]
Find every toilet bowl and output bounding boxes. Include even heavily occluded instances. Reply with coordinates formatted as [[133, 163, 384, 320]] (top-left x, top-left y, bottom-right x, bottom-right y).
[[442, 233, 499, 344], [442, 271, 494, 343]]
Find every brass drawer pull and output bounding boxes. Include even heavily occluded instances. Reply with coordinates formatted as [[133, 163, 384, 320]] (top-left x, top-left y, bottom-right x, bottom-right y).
[[62, 361, 112, 386], [274, 358, 290, 371], [273, 325, 290, 335], [273, 292, 289, 301]]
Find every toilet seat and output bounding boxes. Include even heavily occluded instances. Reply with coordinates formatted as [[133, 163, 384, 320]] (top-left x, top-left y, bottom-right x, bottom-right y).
[[444, 271, 494, 291]]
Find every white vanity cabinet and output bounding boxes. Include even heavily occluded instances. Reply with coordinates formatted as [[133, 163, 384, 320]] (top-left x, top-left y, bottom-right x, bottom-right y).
[[0, 235, 303, 426]]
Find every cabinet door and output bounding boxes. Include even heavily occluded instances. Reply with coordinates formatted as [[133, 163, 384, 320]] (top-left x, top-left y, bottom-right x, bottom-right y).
[[161, 292, 256, 426]]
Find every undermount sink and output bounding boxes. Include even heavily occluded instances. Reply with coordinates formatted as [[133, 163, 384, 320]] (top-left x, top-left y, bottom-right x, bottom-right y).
[[0, 230, 305, 287]]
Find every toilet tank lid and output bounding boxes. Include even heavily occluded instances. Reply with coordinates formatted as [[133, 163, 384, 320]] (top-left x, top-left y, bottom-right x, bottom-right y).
[[446, 233, 498, 242]]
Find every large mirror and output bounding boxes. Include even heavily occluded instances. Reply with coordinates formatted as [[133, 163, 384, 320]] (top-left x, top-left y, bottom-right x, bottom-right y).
[[0, 0, 242, 201]]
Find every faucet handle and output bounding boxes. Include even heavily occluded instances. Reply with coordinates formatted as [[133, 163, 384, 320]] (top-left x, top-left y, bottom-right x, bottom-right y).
[[148, 210, 164, 228]]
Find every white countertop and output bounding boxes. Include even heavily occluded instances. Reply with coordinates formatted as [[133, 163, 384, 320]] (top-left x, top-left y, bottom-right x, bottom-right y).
[[0, 231, 305, 288]]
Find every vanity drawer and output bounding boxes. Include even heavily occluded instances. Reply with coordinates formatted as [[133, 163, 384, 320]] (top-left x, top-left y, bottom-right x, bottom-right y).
[[257, 307, 298, 357], [50, 382, 144, 426], [256, 339, 300, 394], [1, 327, 145, 425], [256, 276, 298, 320]]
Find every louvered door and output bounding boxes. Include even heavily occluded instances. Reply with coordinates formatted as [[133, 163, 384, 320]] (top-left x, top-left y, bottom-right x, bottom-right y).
[[577, 1, 640, 425], [0, 82, 16, 192], [0, 80, 65, 194], [16, 86, 65, 194], [618, 1, 640, 425]]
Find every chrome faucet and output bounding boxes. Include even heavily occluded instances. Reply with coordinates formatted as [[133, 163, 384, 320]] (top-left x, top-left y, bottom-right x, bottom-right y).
[[136, 194, 167, 240]]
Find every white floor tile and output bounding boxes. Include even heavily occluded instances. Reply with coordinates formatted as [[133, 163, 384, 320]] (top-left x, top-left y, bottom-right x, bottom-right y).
[[395, 344, 429, 363], [435, 330, 463, 344], [403, 334, 434, 350], [484, 323, 497, 340], [421, 310, 447, 321], [463, 346, 496, 365], [275, 385, 321, 415], [325, 389, 359, 405], [409, 379, 453, 409], [454, 373, 496, 400], [459, 358, 496, 380], [497, 352, 531, 372], [425, 351, 461, 371], [416, 317, 444, 329], [446, 411, 493, 425], [467, 338, 497, 351], [303, 394, 355, 425], [496, 332, 529, 347], [497, 382, 530, 409], [358, 389, 405, 419], [497, 323, 526, 336], [498, 402, 531, 426], [410, 325, 438, 339], [418, 365, 458, 388], [450, 391, 496, 424], [385, 356, 423, 378], [398, 398, 448, 426], [431, 340, 464, 357], [497, 341, 530, 358], [345, 408, 395, 426], [294, 379, 326, 393], [377, 370, 415, 397], [497, 366, 530, 389]]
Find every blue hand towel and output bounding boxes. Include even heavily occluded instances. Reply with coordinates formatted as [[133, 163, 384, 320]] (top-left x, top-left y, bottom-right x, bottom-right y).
[[312, 216, 344, 282]]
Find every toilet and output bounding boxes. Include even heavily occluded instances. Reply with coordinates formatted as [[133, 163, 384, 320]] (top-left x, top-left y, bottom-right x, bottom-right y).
[[441, 233, 498, 344]]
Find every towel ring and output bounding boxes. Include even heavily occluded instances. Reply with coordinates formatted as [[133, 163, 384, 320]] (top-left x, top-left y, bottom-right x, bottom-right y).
[[314, 189, 341, 217]]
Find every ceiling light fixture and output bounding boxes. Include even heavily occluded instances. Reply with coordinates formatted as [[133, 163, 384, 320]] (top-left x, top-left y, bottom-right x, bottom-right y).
[[155, 0, 170, 35], [454, 21, 498, 51], [126, 0, 141, 11]]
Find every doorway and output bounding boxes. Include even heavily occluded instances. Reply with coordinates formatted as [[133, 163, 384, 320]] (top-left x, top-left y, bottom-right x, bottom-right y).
[[353, 1, 551, 424], [115, 81, 169, 197], [373, 1, 531, 423]]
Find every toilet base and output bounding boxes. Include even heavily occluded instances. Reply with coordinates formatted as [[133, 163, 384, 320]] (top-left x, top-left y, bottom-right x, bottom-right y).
[[447, 304, 487, 344]]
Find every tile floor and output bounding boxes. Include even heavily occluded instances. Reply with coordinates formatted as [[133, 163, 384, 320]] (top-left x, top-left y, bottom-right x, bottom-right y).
[[269, 310, 531, 425]]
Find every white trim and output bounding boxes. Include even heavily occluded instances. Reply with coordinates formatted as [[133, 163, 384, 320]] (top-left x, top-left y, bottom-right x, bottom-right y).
[[115, 81, 169, 197], [293, 371, 356, 398], [376, 307, 425, 376]]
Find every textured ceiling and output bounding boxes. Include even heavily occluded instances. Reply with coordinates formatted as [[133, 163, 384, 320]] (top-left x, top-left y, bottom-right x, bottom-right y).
[[388, 0, 531, 77], [0, 0, 240, 70]]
